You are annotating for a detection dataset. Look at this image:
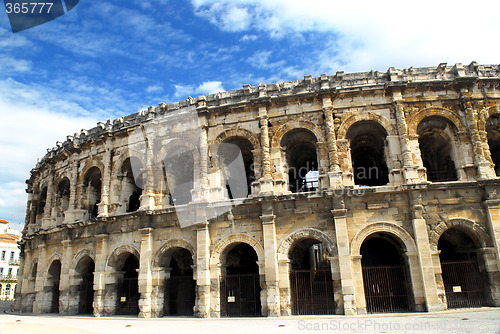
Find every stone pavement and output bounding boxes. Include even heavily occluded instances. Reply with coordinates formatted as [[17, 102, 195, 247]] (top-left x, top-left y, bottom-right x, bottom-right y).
[[1, 307, 499, 334]]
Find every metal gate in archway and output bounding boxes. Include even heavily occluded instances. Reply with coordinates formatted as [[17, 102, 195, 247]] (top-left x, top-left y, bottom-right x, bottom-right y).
[[117, 277, 139, 315], [165, 275, 195, 316], [290, 269, 335, 315], [441, 260, 491, 308], [362, 265, 413, 313], [79, 272, 94, 314], [220, 273, 261, 317]]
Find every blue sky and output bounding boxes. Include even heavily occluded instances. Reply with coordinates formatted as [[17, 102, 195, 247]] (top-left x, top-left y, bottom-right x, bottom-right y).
[[1, 0, 499, 231]]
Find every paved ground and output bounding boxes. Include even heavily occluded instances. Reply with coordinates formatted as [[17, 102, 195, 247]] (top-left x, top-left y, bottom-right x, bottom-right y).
[[1, 303, 499, 334]]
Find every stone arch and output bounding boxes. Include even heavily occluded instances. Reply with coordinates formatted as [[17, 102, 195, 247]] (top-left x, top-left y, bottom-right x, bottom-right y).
[[46, 253, 63, 274], [407, 107, 466, 136], [351, 222, 417, 257], [270, 119, 326, 148], [106, 244, 140, 268], [157, 138, 200, 166], [277, 228, 336, 260], [478, 105, 500, 133], [70, 248, 96, 272], [210, 233, 265, 266], [54, 172, 71, 187], [79, 162, 105, 184], [337, 112, 396, 140], [211, 127, 260, 153], [111, 152, 147, 179], [429, 218, 491, 250], [153, 239, 196, 267]]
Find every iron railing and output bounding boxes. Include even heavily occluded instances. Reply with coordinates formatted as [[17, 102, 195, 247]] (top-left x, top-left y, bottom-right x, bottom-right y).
[[290, 269, 335, 315], [220, 273, 261, 317]]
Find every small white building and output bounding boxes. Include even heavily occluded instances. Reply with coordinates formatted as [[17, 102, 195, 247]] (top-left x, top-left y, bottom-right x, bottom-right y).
[[0, 220, 20, 301]]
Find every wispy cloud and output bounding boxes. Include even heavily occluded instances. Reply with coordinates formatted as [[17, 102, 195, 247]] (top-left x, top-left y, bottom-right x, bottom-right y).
[[174, 80, 225, 99]]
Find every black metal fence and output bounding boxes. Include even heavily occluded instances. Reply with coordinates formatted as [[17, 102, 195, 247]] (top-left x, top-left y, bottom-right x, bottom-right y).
[[290, 269, 335, 315], [117, 277, 139, 315], [441, 260, 492, 308], [165, 275, 195, 316], [220, 273, 261, 317], [362, 265, 413, 313]]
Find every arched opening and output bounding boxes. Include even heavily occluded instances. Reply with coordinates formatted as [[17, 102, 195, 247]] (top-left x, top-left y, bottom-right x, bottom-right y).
[[46, 260, 61, 313], [217, 137, 255, 199], [163, 146, 194, 205], [160, 247, 195, 316], [35, 186, 47, 225], [360, 234, 414, 313], [55, 178, 70, 224], [120, 157, 144, 213], [220, 243, 261, 317], [74, 255, 95, 315], [486, 114, 500, 176], [417, 116, 458, 182], [115, 253, 140, 315], [438, 228, 492, 308], [289, 239, 335, 315], [347, 121, 389, 186], [281, 129, 319, 193], [82, 167, 102, 219]]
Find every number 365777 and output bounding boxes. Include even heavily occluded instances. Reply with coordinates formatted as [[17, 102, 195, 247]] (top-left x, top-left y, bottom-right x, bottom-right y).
[[5, 2, 54, 14]]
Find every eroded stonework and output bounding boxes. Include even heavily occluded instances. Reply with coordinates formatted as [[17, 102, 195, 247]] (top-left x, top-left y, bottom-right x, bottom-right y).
[[15, 63, 500, 317]]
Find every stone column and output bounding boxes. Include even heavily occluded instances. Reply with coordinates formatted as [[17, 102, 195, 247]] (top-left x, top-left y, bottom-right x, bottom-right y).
[[64, 160, 79, 223], [98, 148, 112, 217], [15, 248, 29, 312], [409, 191, 444, 311], [332, 200, 357, 315], [322, 97, 342, 188], [93, 234, 108, 317], [258, 106, 274, 194], [461, 92, 496, 179], [42, 170, 55, 229], [195, 222, 211, 317], [32, 243, 47, 314], [138, 228, 153, 318], [483, 185, 500, 306], [58, 240, 73, 314], [260, 208, 280, 316], [139, 139, 157, 210], [391, 95, 421, 183]]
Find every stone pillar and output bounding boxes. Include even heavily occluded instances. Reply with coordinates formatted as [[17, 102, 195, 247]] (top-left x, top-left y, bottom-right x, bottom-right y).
[[15, 248, 30, 312], [93, 234, 108, 317], [138, 228, 153, 318], [258, 106, 274, 194], [483, 185, 500, 306], [409, 191, 443, 311], [58, 240, 73, 314], [151, 267, 168, 317], [64, 160, 79, 223], [461, 91, 496, 179], [260, 209, 280, 316], [98, 148, 112, 217], [322, 97, 343, 188], [42, 170, 55, 228], [332, 202, 357, 315], [139, 140, 157, 210], [391, 97, 421, 183], [195, 222, 211, 317], [32, 243, 47, 314]]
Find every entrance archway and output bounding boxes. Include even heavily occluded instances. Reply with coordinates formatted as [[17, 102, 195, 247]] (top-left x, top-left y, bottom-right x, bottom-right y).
[[438, 228, 492, 308], [360, 234, 414, 313], [47, 260, 61, 313], [116, 253, 139, 315], [75, 255, 95, 315], [220, 243, 261, 317], [162, 247, 195, 316], [289, 238, 335, 315]]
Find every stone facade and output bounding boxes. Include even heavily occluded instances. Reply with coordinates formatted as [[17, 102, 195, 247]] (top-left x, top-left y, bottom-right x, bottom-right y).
[[15, 62, 500, 317]]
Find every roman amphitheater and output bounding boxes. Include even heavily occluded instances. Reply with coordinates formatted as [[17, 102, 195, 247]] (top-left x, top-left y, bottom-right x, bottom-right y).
[[15, 63, 500, 318]]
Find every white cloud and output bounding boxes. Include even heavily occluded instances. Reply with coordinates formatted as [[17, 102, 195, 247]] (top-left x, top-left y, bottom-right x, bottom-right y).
[[174, 81, 225, 99], [146, 84, 163, 93], [192, 0, 500, 72], [0, 78, 99, 229], [240, 34, 257, 41]]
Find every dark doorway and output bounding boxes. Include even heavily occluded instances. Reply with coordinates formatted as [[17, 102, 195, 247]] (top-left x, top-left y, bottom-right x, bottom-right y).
[[47, 260, 61, 313], [76, 256, 95, 315], [486, 114, 500, 176], [289, 239, 335, 315], [163, 146, 194, 205], [438, 228, 492, 308], [220, 243, 261, 317], [360, 234, 414, 313], [218, 138, 255, 199], [164, 248, 195, 316], [116, 254, 140, 315]]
